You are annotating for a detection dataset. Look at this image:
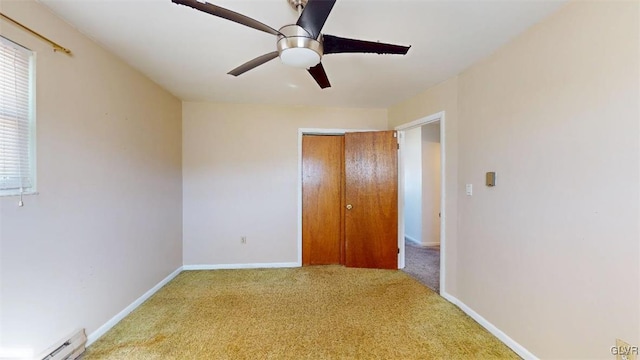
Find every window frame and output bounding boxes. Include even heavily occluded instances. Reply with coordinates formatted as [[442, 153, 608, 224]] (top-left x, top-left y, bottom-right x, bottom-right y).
[[0, 36, 36, 197]]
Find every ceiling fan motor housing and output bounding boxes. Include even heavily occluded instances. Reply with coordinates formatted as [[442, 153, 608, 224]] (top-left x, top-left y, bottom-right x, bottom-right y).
[[277, 24, 323, 68]]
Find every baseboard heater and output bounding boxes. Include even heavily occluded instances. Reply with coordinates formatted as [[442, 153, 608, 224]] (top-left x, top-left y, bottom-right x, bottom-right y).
[[39, 329, 86, 360]]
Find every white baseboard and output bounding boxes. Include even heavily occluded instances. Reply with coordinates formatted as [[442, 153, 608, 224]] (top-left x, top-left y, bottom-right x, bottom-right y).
[[86, 266, 183, 346], [441, 291, 538, 360], [405, 235, 421, 245], [183, 262, 300, 270], [405, 235, 439, 247]]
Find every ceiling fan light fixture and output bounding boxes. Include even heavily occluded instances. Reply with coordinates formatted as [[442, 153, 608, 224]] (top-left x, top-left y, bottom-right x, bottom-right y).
[[171, 0, 410, 89], [276, 25, 323, 68], [280, 47, 321, 68]]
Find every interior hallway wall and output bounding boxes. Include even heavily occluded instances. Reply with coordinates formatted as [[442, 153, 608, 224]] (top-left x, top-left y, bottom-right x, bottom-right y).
[[421, 122, 440, 246], [403, 127, 422, 244]]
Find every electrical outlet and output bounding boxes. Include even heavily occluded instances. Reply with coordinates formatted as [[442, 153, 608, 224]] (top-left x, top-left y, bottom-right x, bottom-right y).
[[241, 236, 247, 244], [612, 339, 638, 360]]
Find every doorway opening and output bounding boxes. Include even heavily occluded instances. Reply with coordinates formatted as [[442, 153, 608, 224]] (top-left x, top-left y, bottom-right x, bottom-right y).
[[396, 112, 445, 294]]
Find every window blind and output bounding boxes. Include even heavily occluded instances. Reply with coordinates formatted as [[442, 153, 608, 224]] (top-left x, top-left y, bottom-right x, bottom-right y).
[[0, 36, 34, 195]]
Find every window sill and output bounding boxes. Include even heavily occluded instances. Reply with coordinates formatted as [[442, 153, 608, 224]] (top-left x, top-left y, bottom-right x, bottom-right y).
[[0, 191, 39, 198]]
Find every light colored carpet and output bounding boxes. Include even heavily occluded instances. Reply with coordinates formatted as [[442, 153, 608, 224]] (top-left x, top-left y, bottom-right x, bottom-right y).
[[403, 241, 440, 293], [84, 266, 519, 359]]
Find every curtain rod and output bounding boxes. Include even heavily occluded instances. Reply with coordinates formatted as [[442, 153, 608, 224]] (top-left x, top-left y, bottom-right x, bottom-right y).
[[0, 12, 72, 55]]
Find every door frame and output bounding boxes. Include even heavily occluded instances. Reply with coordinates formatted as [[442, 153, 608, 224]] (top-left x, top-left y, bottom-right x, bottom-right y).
[[395, 111, 446, 293], [297, 128, 379, 266]]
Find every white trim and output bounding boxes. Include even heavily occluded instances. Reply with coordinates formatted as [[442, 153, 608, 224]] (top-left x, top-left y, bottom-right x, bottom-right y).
[[395, 111, 444, 131], [404, 234, 421, 245], [422, 242, 440, 247], [395, 111, 446, 294], [405, 235, 440, 248], [397, 131, 406, 269], [0, 191, 38, 198], [441, 291, 538, 360], [86, 266, 183, 346], [297, 128, 378, 267], [183, 262, 299, 270]]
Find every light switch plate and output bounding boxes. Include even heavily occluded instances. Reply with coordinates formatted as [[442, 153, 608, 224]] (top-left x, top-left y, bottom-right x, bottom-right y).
[[465, 184, 473, 196]]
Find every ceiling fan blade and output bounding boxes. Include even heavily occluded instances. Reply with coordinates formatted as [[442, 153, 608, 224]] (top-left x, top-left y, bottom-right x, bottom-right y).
[[323, 34, 411, 55], [228, 51, 279, 76], [296, 0, 336, 39], [172, 0, 282, 36], [308, 62, 331, 89]]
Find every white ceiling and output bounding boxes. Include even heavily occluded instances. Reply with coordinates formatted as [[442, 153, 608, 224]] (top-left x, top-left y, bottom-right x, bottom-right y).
[[39, 0, 566, 108]]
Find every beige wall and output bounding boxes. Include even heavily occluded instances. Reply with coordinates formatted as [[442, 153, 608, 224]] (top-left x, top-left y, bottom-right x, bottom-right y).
[[403, 127, 422, 244], [182, 102, 387, 266], [389, 1, 639, 358], [421, 122, 440, 246], [0, 0, 182, 355]]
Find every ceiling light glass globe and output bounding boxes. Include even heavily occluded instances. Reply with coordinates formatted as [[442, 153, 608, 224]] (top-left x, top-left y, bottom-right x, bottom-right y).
[[280, 47, 321, 68]]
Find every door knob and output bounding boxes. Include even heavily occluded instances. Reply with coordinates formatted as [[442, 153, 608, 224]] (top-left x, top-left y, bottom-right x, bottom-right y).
[[346, 204, 353, 210]]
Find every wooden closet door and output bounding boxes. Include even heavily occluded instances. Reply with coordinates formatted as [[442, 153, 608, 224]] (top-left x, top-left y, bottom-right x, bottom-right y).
[[302, 135, 344, 265], [344, 131, 398, 269]]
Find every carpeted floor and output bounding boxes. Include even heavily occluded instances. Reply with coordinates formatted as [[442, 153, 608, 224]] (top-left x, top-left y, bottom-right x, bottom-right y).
[[403, 241, 440, 293], [84, 266, 519, 359]]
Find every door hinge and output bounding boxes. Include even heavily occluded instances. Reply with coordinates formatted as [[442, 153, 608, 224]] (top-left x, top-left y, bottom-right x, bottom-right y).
[[397, 247, 400, 254], [397, 143, 400, 150]]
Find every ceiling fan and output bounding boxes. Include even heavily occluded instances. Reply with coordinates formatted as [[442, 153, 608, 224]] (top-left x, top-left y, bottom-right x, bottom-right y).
[[171, 0, 411, 89]]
